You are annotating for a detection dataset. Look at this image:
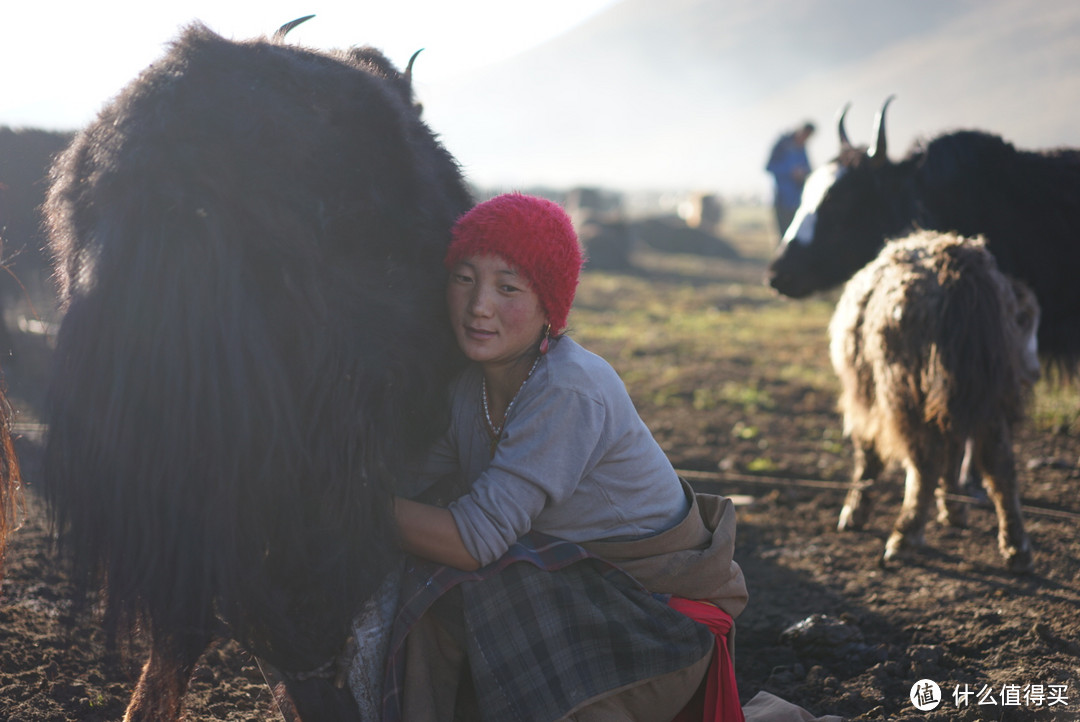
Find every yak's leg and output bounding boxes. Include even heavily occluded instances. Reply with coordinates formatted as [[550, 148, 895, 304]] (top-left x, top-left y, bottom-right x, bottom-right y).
[[936, 437, 969, 528], [123, 631, 213, 722], [883, 440, 943, 564], [974, 422, 1033, 574], [838, 436, 883, 532], [958, 437, 989, 503]]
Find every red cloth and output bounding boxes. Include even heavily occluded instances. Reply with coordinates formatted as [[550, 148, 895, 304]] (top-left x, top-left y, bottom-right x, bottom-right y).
[[668, 596, 745, 722]]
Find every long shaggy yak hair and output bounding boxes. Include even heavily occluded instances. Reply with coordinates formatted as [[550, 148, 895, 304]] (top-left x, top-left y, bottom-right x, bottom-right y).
[[43, 19, 471, 689], [829, 230, 1040, 571]]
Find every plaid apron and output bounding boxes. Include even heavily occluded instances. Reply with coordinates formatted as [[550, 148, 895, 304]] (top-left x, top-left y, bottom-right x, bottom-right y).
[[380, 532, 715, 722]]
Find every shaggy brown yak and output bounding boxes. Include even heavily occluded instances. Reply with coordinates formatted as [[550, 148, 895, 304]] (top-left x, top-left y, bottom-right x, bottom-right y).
[[828, 231, 1040, 573]]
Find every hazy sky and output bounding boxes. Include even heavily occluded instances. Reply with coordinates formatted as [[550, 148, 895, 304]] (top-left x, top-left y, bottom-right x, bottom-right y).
[[2, 0, 620, 131], [8, 2, 1076, 196]]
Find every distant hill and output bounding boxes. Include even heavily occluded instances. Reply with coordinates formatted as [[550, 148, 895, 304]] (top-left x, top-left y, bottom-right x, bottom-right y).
[[420, 0, 1080, 196]]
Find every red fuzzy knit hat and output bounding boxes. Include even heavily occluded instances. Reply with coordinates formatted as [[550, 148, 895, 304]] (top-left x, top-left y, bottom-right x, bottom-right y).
[[445, 193, 584, 335]]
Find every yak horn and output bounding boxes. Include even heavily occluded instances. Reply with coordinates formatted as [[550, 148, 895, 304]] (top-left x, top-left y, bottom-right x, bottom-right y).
[[837, 102, 853, 150], [405, 48, 424, 89], [274, 15, 315, 42], [869, 94, 896, 163]]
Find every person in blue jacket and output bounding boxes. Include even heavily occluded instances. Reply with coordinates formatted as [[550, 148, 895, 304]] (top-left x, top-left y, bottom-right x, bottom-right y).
[[766, 121, 815, 239]]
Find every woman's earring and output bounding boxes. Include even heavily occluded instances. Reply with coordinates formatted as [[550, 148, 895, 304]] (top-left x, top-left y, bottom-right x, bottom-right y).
[[539, 324, 551, 355]]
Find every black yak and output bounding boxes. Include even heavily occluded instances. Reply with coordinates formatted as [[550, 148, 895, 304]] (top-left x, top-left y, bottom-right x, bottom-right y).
[[767, 98, 1080, 374], [42, 19, 471, 721], [829, 231, 1041, 572]]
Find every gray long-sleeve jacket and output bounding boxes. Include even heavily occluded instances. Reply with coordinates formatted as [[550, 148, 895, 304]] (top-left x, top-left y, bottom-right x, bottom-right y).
[[426, 336, 688, 566]]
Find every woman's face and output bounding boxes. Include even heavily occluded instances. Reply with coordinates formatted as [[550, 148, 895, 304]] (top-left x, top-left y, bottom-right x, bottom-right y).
[[446, 254, 548, 367]]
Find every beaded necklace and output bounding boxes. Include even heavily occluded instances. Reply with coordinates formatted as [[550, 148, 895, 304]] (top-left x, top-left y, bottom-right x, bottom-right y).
[[482, 354, 542, 457]]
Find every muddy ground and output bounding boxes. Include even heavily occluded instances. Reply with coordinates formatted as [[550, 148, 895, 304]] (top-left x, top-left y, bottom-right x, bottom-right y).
[[0, 222, 1078, 721]]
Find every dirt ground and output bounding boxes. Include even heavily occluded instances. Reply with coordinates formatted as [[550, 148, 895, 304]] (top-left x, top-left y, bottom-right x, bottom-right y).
[[0, 218, 1078, 721]]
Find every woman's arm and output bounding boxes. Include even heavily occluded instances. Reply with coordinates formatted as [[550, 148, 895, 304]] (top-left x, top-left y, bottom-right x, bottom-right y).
[[394, 496, 480, 571]]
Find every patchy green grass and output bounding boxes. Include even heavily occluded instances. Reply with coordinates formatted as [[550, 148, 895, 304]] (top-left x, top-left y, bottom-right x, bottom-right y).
[[1029, 377, 1080, 434], [570, 245, 845, 475]]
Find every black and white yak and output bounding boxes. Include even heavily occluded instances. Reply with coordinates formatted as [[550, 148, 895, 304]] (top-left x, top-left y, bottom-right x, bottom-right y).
[[829, 230, 1041, 572], [767, 97, 1080, 375], [42, 18, 471, 722]]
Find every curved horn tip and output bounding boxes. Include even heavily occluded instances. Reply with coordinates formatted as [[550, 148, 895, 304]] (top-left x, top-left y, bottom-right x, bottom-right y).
[[837, 102, 853, 148], [406, 48, 425, 72], [275, 14, 316, 41], [405, 48, 425, 85], [869, 94, 897, 160], [872, 95, 898, 124]]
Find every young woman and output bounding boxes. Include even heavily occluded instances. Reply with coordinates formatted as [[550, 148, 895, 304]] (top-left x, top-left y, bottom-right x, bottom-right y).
[[387, 193, 748, 722]]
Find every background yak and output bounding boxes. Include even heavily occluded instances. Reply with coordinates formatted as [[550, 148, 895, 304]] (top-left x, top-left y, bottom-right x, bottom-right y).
[[43, 19, 471, 721], [767, 98, 1080, 375]]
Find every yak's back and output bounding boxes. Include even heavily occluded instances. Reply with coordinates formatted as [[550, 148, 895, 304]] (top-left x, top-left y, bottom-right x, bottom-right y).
[[43, 23, 471, 668], [914, 132, 1080, 371]]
